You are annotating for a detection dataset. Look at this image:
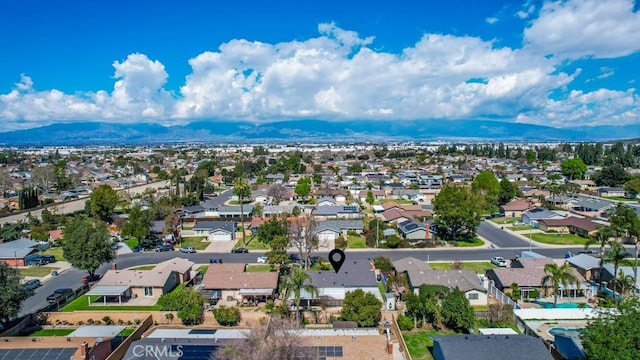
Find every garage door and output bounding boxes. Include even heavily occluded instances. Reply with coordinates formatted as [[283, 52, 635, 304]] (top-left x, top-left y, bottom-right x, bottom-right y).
[[209, 232, 231, 241]]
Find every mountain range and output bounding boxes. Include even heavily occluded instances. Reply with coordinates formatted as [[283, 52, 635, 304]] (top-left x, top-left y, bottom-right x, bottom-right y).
[[0, 120, 637, 145]]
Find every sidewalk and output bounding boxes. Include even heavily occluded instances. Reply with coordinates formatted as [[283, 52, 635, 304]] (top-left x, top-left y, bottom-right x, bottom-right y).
[[482, 218, 568, 249]]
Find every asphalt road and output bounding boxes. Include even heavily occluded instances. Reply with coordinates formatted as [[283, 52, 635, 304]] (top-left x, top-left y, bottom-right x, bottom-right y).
[[477, 221, 533, 248]]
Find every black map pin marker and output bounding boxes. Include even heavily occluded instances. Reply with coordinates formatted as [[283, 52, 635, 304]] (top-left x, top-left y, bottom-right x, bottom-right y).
[[328, 249, 345, 274]]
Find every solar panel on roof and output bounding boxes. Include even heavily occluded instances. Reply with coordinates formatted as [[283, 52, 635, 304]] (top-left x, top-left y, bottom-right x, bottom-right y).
[[0, 348, 77, 360]]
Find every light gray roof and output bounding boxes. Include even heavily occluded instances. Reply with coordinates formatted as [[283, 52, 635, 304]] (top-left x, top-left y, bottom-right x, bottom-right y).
[[0, 247, 36, 259], [194, 221, 235, 233], [86, 285, 130, 296], [218, 204, 254, 215], [393, 257, 485, 292], [308, 260, 377, 288], [566, 254, 600, 270], [147, 328, 247, 339], [522, 208, 564, 220], [0, 238, 39, 249], [432, 335, 553, 360], [68, 325, 126, 338], [316, 220, 364, 232]]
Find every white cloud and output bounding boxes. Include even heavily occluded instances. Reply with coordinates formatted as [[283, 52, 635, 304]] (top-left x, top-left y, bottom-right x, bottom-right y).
[[524, 0, 640, 59], [0, 20, 639, 131], [486, 17, 498, 24]]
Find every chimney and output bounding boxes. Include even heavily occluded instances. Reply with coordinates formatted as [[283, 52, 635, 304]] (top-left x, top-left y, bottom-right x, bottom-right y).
[[112, 263, 117, 270], [79, 342, 89, 356], [425, 223, 431, 241]]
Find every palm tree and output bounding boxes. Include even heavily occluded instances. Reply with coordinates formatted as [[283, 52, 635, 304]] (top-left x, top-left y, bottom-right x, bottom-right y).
[[594, 226, 613, 291], [281, 267, 318, 323], [541, 262, 579, 308], [614, 270, 636, 298], [605, 241, 629, 302], [233, 178, 251, 247]]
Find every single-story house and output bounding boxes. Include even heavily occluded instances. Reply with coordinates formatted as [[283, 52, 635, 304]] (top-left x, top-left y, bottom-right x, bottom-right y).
[[297, 260, 379, 307], [521, 208, 564, 227], [315, 220, 364, 242], [312, 205, 363, 220], [597, 187, 625, 198], [94, 257, 194, 303], [393, 257, 487, 306], [193, 220, 236, 241], [500, 198, 531, 218], [537, 217, 602, 237], [317, 196, 337, 207], [357, 190, 386, 203], [431, 335, 553, 360], [0, 238, 42, 267], [201, 263, 279, 303], [566, 254, 601, 282], [486, 257, 589, 300], [397, 220, 431, 243]]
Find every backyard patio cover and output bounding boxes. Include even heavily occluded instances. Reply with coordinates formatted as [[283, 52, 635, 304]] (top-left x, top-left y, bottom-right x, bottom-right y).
[[86, 285, 130, 306]]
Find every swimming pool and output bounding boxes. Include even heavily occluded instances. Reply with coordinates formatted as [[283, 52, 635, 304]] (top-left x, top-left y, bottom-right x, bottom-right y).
[[549, 327, 583, 337], [534, 301, 590, 309]]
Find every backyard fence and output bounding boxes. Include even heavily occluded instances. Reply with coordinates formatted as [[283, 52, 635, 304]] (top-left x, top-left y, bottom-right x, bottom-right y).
[[488, 282, 521, 309]]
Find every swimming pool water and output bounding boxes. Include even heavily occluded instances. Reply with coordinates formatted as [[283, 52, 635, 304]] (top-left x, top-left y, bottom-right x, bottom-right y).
[[534, 301, 590, 309], [549, 327, 583, 336]]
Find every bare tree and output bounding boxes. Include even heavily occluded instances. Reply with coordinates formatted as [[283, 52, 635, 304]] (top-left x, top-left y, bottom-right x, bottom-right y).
[[289, 214, 323, 270], [217, 317, 316, 360], [31, 164, 56, 193], [267, 183, 286, 204], [0, 167, 12, 195]]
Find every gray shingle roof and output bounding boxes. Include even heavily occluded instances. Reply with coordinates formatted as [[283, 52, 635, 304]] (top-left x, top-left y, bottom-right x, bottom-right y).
[[566, 254, 600, 270], [308, 260, 377, 288], [432, 335, 553, 360]]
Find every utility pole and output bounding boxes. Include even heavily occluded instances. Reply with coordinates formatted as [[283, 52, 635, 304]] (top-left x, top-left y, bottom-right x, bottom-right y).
[[376, 220, 379, 248]]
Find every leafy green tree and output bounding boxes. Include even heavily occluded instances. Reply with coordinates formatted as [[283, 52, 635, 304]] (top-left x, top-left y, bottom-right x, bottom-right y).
[[441, 288, 475, 332], [433, 185, 483, 240], [373, 256, 394, 272], [89, 184, 118, 222], [561, 158, 587, 180], [294, 177, 312, 200], [257, 216, 289, 245], [624, 175, 640, 198], [593, 226, 614, 291], [233, 178, 251, 246], [158, 286, 206, 325], [541, 262, 579, 308], [213, 306, 241, 326], [61, 217, 114, 277], [281, 268, 318, 322], [339, 289, 382, 327], [609, 203, 640, 285], [471, 170, 500, 212], [366, 190, 375, 206], [121, 204, 152, 242], [582, 298, 640, 359], [498, 176, 520, 205], [592, 164, 630, 187], [266, 235, 290, 266], [0, 262, 32, 324]]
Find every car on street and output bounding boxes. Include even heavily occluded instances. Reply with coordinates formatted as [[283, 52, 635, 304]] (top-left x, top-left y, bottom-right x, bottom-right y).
[[155, 244, 175, 252], [491, 256, 508, 267], [180, 246, 196, 253], [81, 274, 101, 284], [22, 279, 41, 290], [512, 221, 525, 226], [231, 247, 249, 254], [577, 249, 601, 257], [257, 256, 267, 264], [46, 288, 73, 303], [40, 255, 56, 264]]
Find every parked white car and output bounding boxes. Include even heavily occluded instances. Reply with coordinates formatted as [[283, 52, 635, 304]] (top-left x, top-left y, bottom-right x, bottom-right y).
[[491, 256, 508, 267], [257, 256, 267, 264]]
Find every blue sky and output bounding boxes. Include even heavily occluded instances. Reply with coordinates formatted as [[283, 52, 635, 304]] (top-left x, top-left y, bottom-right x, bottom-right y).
[[1, 0, 639, 132]]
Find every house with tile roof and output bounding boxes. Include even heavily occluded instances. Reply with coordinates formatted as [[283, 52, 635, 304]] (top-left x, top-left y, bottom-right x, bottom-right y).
[[500, 198, 531, 218], [537, 217, 603, 237], [200, 263, 279, 304]]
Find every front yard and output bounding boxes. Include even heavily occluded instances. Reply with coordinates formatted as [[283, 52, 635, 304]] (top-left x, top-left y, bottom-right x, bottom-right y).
[[61, 295, 162, 312], [246, 264, 275, 272], [347, 235, 366, 249], [531, 233, 589, 245], [429, 261, 496, 274], [42, 247, 66, 262], [453, 237, 484, 247], [18, 266, 60, 277], [179, 236, 209, 250]]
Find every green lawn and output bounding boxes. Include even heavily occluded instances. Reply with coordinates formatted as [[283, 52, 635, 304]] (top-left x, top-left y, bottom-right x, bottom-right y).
[[197, 265, 209, 274], [60, 295, 162, 312], [403, 329, 456, 360], [347, 235, 366, 249], [42, 247, 65, 262], [23, 328, 75, 337], [510, 225, 535, 231], [124, 237, 139, 249], [377, 281, 387, 298], [429, 261, 496, 274], [130, 265, 155, 270], [242, 238, 270, 250], [454, 238, 484, 247], [490, 217, 518, 224], [246, 264, 275, 272], [179, 236, 209, 250], [531, 233, 589, 245], [603, 196, 636, 202], [19, 266, 60, 277], [118, 328, 136, 337]]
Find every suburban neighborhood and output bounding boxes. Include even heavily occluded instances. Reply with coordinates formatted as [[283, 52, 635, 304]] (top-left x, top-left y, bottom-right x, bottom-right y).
[[0, 141, 639, 359]]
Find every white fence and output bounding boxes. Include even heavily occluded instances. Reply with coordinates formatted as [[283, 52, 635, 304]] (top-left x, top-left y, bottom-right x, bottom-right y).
[[488, 282, 521, 309]]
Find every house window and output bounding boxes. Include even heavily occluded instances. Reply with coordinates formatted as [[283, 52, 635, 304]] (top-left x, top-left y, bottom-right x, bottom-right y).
[[467, 293, 479, 300], [144, 287, 153, 297]]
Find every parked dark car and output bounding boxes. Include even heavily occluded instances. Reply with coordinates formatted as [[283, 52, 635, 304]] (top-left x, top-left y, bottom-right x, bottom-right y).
[[46, 288, 73, 303], [23, 279, 41, 290], [81, 274, 101, 284], [25, 257, 47, 266], [155, 244, 175, 252], [41, 255, 56, 263], [231, 248, 249, 254]]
